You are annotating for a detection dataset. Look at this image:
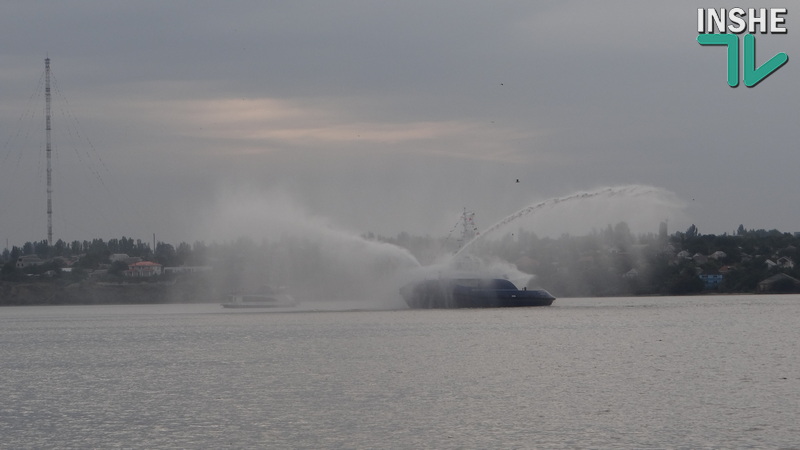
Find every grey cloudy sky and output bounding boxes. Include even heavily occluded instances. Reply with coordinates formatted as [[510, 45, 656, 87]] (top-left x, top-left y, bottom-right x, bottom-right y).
[[1, 1, 798, 247]]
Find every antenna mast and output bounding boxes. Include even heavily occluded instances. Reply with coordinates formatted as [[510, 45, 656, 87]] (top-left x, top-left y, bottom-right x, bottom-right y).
[[457, 207, 478, 248], [45, 57, 53, 245]]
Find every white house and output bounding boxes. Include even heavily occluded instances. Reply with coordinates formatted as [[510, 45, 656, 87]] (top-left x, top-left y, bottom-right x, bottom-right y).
[[16, 255, 44, 268], [125, 261, 163, 277], [777, 256, 794, 269], [709, 251, 727, 260]]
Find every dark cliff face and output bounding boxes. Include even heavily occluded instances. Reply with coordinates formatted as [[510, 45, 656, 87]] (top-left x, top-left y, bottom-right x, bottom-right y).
[[0, 282, 61, 305], [0, 281, 221, 306]]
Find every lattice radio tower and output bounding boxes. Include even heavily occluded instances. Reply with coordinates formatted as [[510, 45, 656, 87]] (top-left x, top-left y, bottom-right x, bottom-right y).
[[45, 57, 53, 245]]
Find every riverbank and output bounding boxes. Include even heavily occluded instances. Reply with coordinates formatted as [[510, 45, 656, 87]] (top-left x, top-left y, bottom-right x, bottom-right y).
[[0, 279, 221, 306]]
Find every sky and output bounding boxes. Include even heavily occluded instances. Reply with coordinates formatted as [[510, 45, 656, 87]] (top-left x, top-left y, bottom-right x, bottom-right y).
[[1, 1, 799, 248]]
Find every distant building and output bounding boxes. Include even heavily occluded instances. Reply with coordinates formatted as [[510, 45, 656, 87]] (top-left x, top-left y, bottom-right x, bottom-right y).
[[699, 273, 724, 289], [758, 273, 800, 293], [709, 251, 727, 260], [718, 265, 735, 274], [109, 253, 130, 263], [125, 261, 163, 277], [110, 254, 142, 265], [16, 256, 44, 269], [776, 257, 794, 269], [623, 269, 639, 279]]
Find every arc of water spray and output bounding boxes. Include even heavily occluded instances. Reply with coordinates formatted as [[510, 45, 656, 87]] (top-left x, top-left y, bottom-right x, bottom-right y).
[[454, 185, 666, 257]]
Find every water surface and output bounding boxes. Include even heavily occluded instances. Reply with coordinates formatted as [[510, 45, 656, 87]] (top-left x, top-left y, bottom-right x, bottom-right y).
[[1, 295, 798, 448]]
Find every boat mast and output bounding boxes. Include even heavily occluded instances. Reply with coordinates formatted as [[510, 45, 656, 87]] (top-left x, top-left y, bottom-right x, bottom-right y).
[[456, 207, 478, 248], [45, 57, 53, 245]]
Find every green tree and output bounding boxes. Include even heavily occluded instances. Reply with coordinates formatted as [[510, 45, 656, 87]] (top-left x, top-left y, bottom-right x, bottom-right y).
[[154, 242, 177, 266], [176, 242, 192, 266], [1, 261, 23, 282], [53, 239, 67, 257], [685, 224, 699, 239], [108, 260, 130, 276]]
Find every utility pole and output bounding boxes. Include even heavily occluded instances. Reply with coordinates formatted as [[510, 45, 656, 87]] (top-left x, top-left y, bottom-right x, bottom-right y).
[[45, 57, 53, 245]]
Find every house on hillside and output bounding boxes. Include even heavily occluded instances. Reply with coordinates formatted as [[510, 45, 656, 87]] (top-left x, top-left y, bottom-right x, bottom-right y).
[[623, 269, 639, 279], [16, 255, 44, 269], [699, 273, 723, 289], [777, 256, 794, 269], [125, 261, 163, 278], [110, 254, 142, 265], [758, 273, 800, 293], [718, 265, 735, 274], [110, 253, 130, 263], [709, 251, 727, 260]]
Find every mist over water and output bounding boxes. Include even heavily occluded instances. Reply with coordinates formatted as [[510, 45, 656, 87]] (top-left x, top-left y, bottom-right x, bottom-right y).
[[199, 185, 686, 307], [457, 184, 687, 256], [418, 185, 687, 291], [199, 189, 420, 307], [401, 255, 537, 292]]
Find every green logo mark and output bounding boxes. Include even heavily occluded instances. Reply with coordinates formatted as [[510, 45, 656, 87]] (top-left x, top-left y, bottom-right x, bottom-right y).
[[697, 34, 788, 87]]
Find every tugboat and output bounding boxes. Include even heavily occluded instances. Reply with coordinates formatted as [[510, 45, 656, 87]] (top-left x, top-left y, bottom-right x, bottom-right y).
[[400, 208, 555, 308], [400, 277, 555, 309]]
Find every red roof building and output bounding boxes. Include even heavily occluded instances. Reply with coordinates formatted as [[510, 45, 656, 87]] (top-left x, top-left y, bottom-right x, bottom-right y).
[[125, 261, 163, 277]]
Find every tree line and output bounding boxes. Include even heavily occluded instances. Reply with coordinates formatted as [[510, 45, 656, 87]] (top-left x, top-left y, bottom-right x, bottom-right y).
[[3, 223, 800, 297], [376, 223, 800, 296]]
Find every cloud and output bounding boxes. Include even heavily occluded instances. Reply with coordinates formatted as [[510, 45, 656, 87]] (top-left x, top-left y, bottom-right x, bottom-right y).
[[2, 1, 800, 246], [120, 94, 553, 163]]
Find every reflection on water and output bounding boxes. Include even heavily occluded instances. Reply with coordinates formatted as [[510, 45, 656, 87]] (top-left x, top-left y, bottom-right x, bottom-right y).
[[1, 295, 798, 448]]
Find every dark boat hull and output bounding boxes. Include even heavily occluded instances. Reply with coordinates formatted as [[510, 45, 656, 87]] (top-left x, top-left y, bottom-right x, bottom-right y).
[[400, 278, 555, 309]]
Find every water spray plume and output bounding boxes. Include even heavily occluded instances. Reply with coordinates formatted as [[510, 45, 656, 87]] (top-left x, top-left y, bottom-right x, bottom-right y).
[[395, 184, 687, 303], [198, 185, 684, 308], [199, 189, 420, 306], [456, 184, 686, 257]]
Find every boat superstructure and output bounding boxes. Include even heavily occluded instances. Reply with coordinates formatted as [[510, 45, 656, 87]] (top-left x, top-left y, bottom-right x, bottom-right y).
[[400, 277, 555, 309]]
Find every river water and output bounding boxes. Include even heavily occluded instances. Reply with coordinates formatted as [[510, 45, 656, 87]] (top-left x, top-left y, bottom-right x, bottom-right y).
[[1, 295, 798, 449]]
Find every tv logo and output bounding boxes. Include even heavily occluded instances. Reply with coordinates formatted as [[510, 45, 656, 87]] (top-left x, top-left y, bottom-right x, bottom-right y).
[[697, 8, 788, 87]]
